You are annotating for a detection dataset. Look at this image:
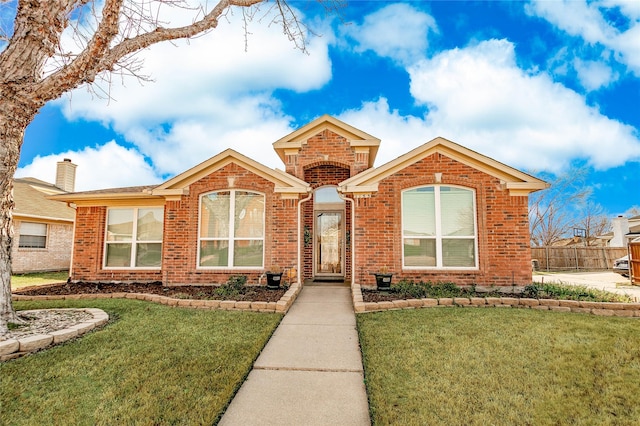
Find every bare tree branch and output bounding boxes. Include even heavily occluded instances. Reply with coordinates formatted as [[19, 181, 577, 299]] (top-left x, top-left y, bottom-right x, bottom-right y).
[[529, 167, 590, 246], [0, 0, 344, 335]]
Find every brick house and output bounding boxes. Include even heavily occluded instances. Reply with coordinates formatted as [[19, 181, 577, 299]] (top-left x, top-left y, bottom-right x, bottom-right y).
[[51, 116, 547, 287], [13, 159, 77, 273]]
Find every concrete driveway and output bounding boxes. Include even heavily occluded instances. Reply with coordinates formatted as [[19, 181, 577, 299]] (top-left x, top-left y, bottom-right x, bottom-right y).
[[533, 271, 640, 301]]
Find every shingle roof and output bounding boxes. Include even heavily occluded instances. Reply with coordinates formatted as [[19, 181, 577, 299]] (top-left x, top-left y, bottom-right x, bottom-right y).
[[14, 178, 75, 221], [64, 185, 158, 196]]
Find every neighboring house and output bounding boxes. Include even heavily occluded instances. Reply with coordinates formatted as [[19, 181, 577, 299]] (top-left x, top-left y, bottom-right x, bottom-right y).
[[599, 215, 640, 247], [50, 116, 547, 287], [12, 159, 77, 274], [550, 236, 608, 248]]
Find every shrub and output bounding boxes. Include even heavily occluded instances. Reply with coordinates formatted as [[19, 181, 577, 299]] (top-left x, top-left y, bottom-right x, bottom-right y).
[[215, 275, 247, 297], [391, 280, 464, 299], [387, 281, 632, 303], [534, 283, 632, 303]]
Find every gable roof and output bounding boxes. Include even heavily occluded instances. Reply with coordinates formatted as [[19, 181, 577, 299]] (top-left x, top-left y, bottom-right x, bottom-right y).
[[339, 136, 548, 196], [50, 149, 311, 205], [14, 178, 75, 222], [273, 115, 381, 168], [48, 185, 161, 206], [152, 148, 310, 199]]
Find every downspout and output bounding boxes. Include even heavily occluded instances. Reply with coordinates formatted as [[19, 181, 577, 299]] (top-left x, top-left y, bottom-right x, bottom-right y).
[[297, 191, 313, 286], [67, 203, 77, 280], [337, 191, 355, 286]]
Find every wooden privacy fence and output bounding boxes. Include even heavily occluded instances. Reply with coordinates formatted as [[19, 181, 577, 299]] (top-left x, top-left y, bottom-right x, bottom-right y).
[[531, 247, 628, 272], [630, 242, 640, 284]]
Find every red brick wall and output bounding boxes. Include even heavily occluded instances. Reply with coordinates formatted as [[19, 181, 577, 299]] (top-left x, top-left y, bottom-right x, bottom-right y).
[[69, 135, 533, 288], [352, 152, 533, 287], [303, 163, 353, 280], [164, 163, 298, 284], [70, 163, 300, 285], [286, 129, 370, 179], [71, 206, 163, 282]]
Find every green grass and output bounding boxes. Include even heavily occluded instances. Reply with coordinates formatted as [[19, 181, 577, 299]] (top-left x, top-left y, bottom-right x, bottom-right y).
[[1, 299, 281, 425], [357, 308, 640, 425], [11, 271, 69, 289]]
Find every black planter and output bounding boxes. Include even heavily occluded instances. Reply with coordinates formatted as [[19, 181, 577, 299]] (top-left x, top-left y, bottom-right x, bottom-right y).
[[266, 272, 283, 289], [374, 273, 393, 291]]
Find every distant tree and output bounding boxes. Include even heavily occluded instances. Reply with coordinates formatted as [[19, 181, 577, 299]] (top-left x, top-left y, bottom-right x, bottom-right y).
[[573, 200, 609, 246], [0, 0, 342, 335], [625, 206, 640, 217], [529, 168, 590, 246]]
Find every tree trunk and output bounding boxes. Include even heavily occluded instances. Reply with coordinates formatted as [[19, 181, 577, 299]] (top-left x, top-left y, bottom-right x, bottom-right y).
[[0, 99, 36, 336]]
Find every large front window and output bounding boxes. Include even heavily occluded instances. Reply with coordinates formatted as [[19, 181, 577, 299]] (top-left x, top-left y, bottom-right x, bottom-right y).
[[402, 186, 477, 268], [199, 190, 264, 268], [105, 208, 164, 268]]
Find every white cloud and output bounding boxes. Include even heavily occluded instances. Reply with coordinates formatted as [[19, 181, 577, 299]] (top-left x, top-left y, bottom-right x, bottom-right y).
[[125, 103, 292, 176], [343, 3, 437, 66], [574, 58, 616, 90], [52, 4, 333, 177], [408, 39, 640, 172], [338, 98, 431, 165], [16, 141, 162, 191], [339, 39, 640, 175], [527, 0, 640, 76]]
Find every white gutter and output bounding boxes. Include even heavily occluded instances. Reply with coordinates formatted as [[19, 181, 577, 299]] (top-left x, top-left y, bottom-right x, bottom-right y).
[[338, 191, 355, 285]]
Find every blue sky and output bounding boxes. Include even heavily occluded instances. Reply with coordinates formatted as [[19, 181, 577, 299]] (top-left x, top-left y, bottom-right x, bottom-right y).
[[12, 0, 640, 216]]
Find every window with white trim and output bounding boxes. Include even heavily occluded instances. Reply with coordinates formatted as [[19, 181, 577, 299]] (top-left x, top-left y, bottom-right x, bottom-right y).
[[19, 222, 47, 248], [105, 208, 164, 268], [402, 186, 477, 268], [199, 190, 264, 268]]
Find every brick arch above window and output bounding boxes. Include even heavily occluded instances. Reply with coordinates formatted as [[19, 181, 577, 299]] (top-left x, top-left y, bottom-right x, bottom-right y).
[[303, 160, 351, 171], [303, 162, 351, 188]]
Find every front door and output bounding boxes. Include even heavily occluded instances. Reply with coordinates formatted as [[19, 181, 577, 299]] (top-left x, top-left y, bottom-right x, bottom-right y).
[[315, 211, 344, 279]]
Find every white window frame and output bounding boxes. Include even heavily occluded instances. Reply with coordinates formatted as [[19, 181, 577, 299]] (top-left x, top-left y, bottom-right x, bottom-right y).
[[402, 185, 479, 270], [18, 222, 48, 249], [197, 190, 265, 269], [103, 207, 164, 270]]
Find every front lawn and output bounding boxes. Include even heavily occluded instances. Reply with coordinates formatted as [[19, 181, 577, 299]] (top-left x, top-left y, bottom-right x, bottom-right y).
[[358, 308, 640, 425], [11, 271, 69, 289], [1, 299, 281, 425]]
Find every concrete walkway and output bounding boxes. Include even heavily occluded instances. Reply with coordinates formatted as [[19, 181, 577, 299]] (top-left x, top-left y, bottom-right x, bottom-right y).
[[218, 286, 370, 426]]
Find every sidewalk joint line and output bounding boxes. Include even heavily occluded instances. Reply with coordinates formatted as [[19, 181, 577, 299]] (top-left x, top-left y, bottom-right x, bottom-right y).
[[254, 366, 363, 373]]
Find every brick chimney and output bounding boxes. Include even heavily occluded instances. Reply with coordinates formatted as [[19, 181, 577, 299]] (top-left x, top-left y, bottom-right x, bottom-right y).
[[610, 215, 629, 248], [55, 158, 77, 192]]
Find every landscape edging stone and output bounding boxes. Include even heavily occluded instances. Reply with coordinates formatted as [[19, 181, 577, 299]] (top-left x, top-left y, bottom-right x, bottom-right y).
[[1, 308, 109, 361], [351, 285, 640, 317]]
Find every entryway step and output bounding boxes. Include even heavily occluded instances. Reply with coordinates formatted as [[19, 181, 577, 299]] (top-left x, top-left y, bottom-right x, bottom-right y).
[[304, 279, 350, 287]]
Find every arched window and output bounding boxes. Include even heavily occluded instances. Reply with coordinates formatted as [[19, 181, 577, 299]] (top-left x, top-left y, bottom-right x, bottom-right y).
[[402, 186, 477, 269], [314, 186, 344, 204], [199, 190, 265, 268]]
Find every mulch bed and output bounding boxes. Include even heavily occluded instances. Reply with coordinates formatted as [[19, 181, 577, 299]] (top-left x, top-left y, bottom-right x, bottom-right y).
[[15, 282, 286, 303], [361, 289, 521, 303]]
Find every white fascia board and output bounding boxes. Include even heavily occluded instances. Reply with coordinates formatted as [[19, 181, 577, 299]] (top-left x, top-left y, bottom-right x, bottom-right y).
[[340, 184, 379, 193], [13, 213, 74, 223]]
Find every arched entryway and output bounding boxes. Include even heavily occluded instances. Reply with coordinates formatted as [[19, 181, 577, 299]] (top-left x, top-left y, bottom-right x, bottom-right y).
[[313, 186, 345, 280]]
